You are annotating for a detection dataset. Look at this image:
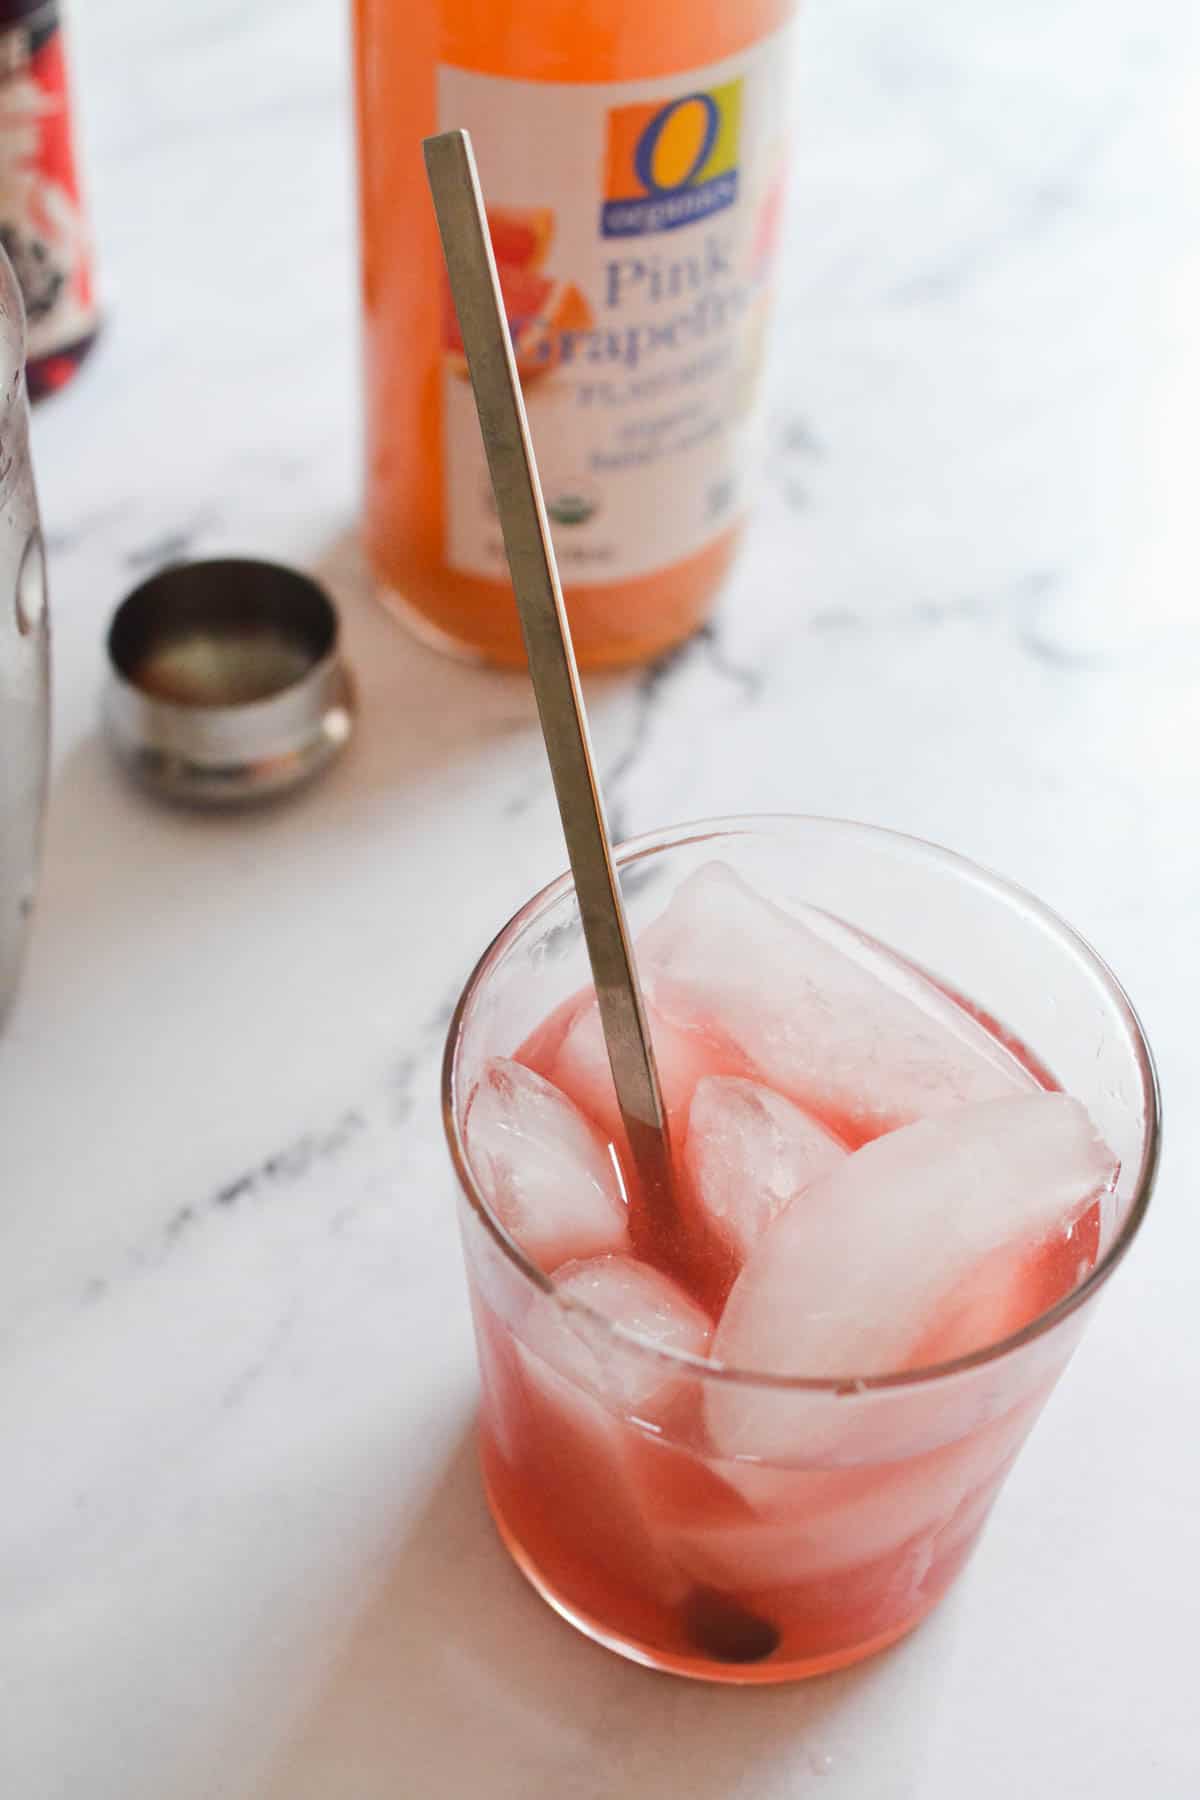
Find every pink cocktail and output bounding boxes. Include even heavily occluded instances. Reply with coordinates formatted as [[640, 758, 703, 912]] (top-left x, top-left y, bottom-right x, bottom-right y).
[[444, 819, 1158, 1681]]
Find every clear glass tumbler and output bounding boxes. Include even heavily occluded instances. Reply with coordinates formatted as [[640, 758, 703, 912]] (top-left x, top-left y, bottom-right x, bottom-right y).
[[443, 818, 1159, 1682], [0, 241, 48, 1022]]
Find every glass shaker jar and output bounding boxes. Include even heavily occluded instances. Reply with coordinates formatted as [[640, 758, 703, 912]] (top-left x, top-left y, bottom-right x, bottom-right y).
[[0, 240, 49, 1021]]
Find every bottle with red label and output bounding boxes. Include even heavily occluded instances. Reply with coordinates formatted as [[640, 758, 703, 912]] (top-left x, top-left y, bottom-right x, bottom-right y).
[[0, 0, 98, 398]]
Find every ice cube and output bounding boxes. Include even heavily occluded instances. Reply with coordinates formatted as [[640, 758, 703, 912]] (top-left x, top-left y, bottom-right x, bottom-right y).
[[516, 989, 589, 1081], [707, 1093, 1118, 1458], [507, 1253, 712, 1609], [520, 1252, 712, 1415], [464, 1058, 629, 1273], [505, 1310, 693, 1609], [551, 997, 717, 1147], [905, 1224, 1088, 1367], [641, 862, 1036, 1141], [674, 1383, 1048, 1592], [684, 1076, 847, 1264]]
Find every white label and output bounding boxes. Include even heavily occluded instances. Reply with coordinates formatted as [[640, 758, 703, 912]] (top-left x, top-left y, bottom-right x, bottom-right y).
[[437, 31, 793, 587]]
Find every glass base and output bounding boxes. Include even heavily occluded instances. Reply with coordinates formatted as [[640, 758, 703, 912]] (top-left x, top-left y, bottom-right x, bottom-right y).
[[483, 1464, 940, 1686]]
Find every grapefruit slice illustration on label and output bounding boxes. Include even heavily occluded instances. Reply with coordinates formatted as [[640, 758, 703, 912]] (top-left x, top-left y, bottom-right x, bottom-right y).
[[487, 205, 554, 272], [442, 205, 592, 383]]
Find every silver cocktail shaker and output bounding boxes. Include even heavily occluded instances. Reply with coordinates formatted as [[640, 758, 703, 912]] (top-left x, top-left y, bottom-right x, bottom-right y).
[[0, 243, 49, 1023]]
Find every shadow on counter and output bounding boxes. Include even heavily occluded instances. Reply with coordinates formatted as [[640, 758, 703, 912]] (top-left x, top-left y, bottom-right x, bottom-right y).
[[257, 1426, 957, 1800]]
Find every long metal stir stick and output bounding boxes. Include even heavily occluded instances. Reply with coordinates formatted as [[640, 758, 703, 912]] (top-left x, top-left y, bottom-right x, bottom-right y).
[[424, 128, 673, 1222]]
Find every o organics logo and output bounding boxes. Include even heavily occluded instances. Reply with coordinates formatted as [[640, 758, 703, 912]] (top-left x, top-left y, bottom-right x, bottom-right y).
[[602, 81, 742, 238]]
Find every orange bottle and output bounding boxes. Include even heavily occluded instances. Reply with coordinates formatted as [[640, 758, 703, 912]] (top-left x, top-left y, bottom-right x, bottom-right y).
[[353, 0, 796, 668]]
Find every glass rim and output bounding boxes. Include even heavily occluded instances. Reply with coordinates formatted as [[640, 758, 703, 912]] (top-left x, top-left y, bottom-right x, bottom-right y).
[[442, 813, 1161, 1395]]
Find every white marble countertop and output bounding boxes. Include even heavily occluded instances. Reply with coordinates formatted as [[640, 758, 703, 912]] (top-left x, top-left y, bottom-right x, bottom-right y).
[[4, 0, 1198, 1794]]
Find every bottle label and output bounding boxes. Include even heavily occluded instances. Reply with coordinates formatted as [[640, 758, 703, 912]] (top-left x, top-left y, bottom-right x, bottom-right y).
[[437, 28, 793, 587], [0, 2, 97, 361]]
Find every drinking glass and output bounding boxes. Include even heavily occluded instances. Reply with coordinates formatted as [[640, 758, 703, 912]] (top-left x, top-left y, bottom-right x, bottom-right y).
[[443, 817, 1159, 1682]]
